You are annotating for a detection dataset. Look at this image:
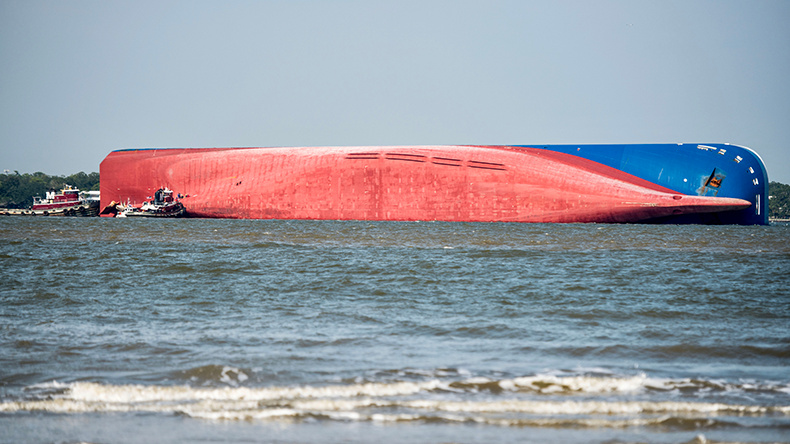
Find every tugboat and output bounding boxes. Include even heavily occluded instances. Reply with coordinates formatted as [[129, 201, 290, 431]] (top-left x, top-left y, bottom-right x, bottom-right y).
[[0, 185, 100, 216], [102, 188, 186, 218]]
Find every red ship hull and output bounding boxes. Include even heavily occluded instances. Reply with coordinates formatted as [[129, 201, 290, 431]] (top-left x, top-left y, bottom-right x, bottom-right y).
[[100, 145, 750, 223]]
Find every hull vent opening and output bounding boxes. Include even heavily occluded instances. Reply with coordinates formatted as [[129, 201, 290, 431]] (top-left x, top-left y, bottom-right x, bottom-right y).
[[468, 160, 506, 171], [385, 153, 427, 163], [432, 157, 462, 167], [347, 153, 380, 160]]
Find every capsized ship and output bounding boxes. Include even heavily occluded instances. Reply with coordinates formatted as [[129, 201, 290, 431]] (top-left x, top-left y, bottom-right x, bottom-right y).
[[99, 144, 768, 224]]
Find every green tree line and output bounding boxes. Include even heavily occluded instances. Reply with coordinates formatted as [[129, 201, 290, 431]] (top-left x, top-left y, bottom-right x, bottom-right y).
[[0, 171, 100, 209], [769, 181, 790, 219]]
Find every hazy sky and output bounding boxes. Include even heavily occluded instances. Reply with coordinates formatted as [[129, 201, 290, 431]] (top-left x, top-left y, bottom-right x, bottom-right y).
[[2, 0, 789, 183]]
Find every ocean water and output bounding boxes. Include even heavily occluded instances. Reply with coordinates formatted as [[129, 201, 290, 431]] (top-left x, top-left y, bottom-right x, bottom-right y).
[[1, 217, 789, 444]]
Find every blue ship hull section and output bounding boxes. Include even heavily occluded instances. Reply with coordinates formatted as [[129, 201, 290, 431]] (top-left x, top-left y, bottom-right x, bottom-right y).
[[527, 143, 769, 225]]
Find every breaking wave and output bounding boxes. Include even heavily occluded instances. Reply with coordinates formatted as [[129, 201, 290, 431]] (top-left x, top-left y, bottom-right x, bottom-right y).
[[3, 373, 789, 430]]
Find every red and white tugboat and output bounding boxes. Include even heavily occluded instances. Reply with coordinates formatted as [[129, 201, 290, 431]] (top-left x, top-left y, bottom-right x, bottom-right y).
[[33, 185, 100, 216], [108, 187, 186, 218], [0, 185, 100, 216]]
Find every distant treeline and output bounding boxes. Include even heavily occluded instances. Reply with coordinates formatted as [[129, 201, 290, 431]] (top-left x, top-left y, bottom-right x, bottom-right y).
[[769, 181, 790, 219], [0, 171, 100, 209]]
